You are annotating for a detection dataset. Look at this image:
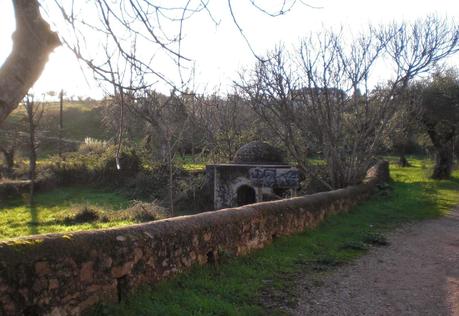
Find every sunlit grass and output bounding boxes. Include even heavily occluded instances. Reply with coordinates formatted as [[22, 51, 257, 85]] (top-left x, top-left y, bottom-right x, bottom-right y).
[[182, 163, 206, 172], [0, 187, 133, 240], [92, 159, 459, 315]]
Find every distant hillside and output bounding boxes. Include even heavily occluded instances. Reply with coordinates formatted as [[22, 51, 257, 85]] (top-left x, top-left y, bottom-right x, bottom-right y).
[[41, 100, 109, 141], [3, 100, 111, 158]]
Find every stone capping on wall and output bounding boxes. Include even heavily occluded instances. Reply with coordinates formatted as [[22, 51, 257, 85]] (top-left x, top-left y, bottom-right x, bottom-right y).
[[0, 161, 390, 316]]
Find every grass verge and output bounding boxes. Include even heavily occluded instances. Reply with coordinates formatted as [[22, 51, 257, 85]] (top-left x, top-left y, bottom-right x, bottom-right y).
[[92, 160, 459, 315], [0, 187, 134, 240]]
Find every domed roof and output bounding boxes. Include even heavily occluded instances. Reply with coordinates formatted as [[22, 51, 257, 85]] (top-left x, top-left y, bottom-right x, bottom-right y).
[[233, 141, 286, 165]]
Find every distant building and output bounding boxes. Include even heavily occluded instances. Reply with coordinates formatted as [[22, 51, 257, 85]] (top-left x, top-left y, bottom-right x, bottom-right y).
[[206, 141, 300, 209]]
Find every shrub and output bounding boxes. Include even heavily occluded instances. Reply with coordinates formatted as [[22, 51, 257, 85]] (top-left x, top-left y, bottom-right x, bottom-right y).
[[95, 147, 142, 185], [110, 201, 167, 223], [64, 206, 100, 224], [27, 146, 142, 189], [78, 137, 109, 155], [124, 170, 169, 200]]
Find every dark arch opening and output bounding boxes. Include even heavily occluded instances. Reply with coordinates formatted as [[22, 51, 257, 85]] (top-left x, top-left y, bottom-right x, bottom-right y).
[[236, 185, 256, 206], [273, 187, 289, 198]]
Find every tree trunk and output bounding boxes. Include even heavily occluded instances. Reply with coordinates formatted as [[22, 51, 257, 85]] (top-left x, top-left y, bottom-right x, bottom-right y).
[[398, 153, 410, 167], [29, 143, 37, 205], [0, 148, 15, 178], [4, 149, 15, 177], [426, 123, 455, 180], [432, 142, 454, 179], [167, 141, 174, 216], [0, 0, 60, 124], [28, 109, 37, 205]]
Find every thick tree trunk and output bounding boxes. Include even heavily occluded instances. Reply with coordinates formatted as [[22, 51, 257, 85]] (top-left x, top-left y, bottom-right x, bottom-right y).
[[426, 123, 455, 180], [0, 0, 60, 124], [3, 149, 15, 177], [432, 142, 454, 179]]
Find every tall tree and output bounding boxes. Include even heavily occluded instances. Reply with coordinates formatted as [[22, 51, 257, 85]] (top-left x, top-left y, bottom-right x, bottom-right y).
[[419, 70, 459, 179]]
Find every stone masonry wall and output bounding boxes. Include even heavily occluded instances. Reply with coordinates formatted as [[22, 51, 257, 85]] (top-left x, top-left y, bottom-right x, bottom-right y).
[[0, 161, 389, 315]]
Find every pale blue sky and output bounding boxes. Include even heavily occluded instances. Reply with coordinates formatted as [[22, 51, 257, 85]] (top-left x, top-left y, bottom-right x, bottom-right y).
[[1, 0, 458, 98]]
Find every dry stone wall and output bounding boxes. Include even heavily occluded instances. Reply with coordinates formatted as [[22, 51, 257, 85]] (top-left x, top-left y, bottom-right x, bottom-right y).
[[0, 161, 389, 315]]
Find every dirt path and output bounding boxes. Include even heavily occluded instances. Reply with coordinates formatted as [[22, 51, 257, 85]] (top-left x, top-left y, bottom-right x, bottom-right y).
[[292, 207, 459, 316]]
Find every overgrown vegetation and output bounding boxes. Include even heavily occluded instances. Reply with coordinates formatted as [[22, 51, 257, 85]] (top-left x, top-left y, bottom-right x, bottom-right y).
[[92, 160, 459, 315]]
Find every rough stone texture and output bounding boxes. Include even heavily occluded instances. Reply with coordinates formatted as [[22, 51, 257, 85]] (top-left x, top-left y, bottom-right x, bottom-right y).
[[232, 141, 286, 165], [0, 161, 389, 316]]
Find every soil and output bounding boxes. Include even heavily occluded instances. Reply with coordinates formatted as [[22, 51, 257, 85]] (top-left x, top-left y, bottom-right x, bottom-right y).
[[291, 207, 459, 316]]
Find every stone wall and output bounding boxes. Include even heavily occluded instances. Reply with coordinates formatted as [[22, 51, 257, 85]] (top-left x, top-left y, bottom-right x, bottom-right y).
[[0, 161, 389, 315]]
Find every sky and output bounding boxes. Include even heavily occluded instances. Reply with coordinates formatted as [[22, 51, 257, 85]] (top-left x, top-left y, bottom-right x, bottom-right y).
[[1, 0, 459, 99]]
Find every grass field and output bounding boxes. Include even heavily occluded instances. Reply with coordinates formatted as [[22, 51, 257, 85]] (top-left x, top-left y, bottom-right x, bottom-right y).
[[0, 187, 134, 240], [8, 100, 108, 141], [91, 159, 459, 315]]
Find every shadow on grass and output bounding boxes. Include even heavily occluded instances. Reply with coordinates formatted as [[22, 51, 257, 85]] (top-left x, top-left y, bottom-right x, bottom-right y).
[[28, 203, 39, 235]]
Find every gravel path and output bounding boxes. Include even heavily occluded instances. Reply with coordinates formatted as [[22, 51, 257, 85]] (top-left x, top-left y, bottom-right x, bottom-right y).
[[292, 207, 459, 316]]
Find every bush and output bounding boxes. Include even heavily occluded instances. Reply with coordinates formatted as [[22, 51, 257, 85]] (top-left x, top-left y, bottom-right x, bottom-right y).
[[28, 146, 142, 188], [78, 137, 109, 155], [110, 201, 167, 223], [63, 206, 100, 224], [174, 172, 213, 213], [124, 171, 168, 200], [298, 165, 332, 195], [92, 146, 142, 185]]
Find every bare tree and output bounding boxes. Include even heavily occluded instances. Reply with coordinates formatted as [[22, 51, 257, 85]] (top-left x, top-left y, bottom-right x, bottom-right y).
[[123, 90, 190, 215], [23, 95, 45, 204], [195, 93, 257, 162], [239, 16, 459, 188], [238, 48, 313, 174]]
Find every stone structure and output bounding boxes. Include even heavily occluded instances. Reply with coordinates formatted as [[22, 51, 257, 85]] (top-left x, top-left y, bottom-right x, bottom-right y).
[[0, 161, 389, 315], [207, 141, 300, 209]]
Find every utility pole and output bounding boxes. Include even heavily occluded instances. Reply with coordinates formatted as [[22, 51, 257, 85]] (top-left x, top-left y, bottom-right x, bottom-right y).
[[59, 89, 63, 158]]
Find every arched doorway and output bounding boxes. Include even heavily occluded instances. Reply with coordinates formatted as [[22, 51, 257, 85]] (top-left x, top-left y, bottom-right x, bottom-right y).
[[236, 185, 256, 206]]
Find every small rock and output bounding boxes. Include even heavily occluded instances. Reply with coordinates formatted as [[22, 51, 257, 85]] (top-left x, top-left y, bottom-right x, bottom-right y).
[[116, 236, 127, 242], [80, 262, 94, 283], [49, 278, 59, 290], [111, 261, 134, 278], [35, 261, 50, 276]]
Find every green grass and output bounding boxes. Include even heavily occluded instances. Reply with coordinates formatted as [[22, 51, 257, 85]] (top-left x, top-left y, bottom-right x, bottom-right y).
[[92, 159, 459, 315], [182, 162, 206, 172], [0, 187, 134, 240], [175, 155, 206, 172]]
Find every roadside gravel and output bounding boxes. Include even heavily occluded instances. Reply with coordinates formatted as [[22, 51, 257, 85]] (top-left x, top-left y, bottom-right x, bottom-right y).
[[292, 207, 459, 316]]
